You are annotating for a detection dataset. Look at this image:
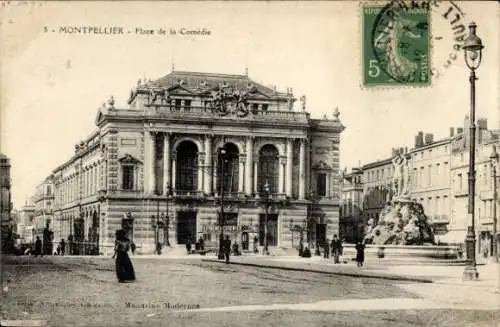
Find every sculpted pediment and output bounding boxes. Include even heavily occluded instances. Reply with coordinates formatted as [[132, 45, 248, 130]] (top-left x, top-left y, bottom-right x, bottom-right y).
[[245, 88, 271, 100], [166, 85, 195, 95], [118, 153, 142, 164], [312, 160, 332, 171]]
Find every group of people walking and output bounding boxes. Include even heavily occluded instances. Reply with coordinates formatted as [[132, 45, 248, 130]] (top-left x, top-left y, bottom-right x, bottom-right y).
[[318, 235, 366, 267]]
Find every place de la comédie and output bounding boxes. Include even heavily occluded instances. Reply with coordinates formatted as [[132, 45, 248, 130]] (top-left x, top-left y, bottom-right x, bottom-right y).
[[6, 70, 499, 261], [10, 70, 344, 255]]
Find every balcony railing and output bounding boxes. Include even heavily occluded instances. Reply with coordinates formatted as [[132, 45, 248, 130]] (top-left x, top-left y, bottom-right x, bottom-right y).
[[108, 106, 309, 123]]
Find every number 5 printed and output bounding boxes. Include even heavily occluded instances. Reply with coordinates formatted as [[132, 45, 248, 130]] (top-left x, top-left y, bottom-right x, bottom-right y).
[[368, 59, 380, 78]]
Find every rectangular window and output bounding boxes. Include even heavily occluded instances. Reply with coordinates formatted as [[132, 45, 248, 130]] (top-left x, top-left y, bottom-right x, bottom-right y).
[[175, 99, 182, 111], [428, 165, 432, 186], [317, 173, 327, 196], [484, 164, 488, 185], [122, 166, 134, 190], [184, 99, 191, 112]]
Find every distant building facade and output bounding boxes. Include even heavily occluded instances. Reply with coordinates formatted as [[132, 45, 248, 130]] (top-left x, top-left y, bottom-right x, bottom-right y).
[[343, 117, 500, 255], [0, 153, 13, 251], [409, 131, 452, 238], [40, 71, 344, 255], [18, 197, 35, 244], [339, 167, 364, 242]]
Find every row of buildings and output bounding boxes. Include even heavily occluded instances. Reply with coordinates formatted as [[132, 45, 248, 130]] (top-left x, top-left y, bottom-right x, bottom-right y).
[[0, 153, 13, 251], [340, 117, 499, 257], [18, 70, 345, 255]]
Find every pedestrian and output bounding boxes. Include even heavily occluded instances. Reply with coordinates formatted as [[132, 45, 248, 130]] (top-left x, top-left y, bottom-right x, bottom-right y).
[[223, 235, 231, 264], [60, 239, 66, 256], [355, 240, 366, 268], [34, 236, 43, 257], [323, 238, 330, 259], [331, 235, 342, 264], [112, 229, 136, 283]]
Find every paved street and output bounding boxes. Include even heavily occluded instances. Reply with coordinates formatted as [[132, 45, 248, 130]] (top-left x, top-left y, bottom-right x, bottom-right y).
[[1, 255, 499, 327]]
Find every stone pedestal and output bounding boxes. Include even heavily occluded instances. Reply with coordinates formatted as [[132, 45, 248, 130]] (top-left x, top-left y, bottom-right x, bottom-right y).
[[462, 226, 479, 280]]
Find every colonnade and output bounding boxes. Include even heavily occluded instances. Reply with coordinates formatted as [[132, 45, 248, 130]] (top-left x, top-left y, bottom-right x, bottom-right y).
[[143, 132, 307, 199]]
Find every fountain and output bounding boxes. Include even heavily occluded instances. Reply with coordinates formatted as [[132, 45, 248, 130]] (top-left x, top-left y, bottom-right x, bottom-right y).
[[356, 153, 460, 262]]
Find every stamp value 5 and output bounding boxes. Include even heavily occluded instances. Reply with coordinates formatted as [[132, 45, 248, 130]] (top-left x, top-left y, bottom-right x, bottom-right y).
[[363, 3, 431, 87]]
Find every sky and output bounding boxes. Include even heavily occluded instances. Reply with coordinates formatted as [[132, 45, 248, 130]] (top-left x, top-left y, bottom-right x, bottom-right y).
[[1, 1, 499, 209]]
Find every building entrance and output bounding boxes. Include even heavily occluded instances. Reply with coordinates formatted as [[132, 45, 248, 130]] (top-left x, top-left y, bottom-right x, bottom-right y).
[[259, 214, 278, 246], [316, 224, 326, 245], [177, 211, 197, 244]]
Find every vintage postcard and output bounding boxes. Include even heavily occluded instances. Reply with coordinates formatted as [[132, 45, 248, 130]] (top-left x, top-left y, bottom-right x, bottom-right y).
[[0, 1, 499, 326]]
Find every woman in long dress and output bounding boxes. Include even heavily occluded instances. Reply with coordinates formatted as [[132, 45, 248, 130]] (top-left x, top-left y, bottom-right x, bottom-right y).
[[112, 229, 136, 283]]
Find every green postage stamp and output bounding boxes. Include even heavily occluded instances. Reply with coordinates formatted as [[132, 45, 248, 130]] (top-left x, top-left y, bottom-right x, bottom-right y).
[[362, 2, 431, 87]]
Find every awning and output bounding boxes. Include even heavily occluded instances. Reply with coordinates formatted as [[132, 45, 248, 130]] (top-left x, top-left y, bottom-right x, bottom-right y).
[[435, 231, 467, 244]]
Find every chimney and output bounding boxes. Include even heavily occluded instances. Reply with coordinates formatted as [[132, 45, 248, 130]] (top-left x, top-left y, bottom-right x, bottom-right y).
[[424, 133, 434, 144], [450, 127, 454, 137], [418, 131, 424, 147], [457, 127, 464, 134], [478, 118, 488, 130]]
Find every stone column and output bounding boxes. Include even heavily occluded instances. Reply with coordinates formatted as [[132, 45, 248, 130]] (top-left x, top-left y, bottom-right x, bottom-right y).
[[163, 133, 171, 193], [286, 139, 293, 197], [238, 157, 245, 194], [149, 132, 156, 194], [299, 139, 306, 199], [171, 151, 177, 193], [144, 130, 151, 192], [245, 137, 253, 196], [198, 155, 204, 193], [279, 157, 285, 195], [253, 159, 259, 194], [204, 135, 213, 195], [213, 157, 218, 196]]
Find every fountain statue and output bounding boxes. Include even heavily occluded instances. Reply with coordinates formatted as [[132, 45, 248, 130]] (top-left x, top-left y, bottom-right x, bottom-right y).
[[364, 153, 435, 245]]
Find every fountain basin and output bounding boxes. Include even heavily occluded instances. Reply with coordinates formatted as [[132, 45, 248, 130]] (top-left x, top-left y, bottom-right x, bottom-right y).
[[343, 244, 460, 260]]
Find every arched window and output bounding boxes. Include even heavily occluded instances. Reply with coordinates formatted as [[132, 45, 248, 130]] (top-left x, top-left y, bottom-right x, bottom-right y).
[[258, 144, 279, 194], [217, 143, 239, 194], [176, 141, 198, 192]]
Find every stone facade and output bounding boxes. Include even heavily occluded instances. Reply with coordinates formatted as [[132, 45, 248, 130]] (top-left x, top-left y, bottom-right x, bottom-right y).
[[0, 153, 12, 251], [43, 71, 345, 255]]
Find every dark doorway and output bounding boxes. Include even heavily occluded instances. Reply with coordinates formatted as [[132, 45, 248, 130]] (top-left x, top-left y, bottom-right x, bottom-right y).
[[259, 213, 278, 246], [241, 232, 249, 251], [74, 218, 84, 255], [177, 211, 197, 244], [316, 223, 326, 245]]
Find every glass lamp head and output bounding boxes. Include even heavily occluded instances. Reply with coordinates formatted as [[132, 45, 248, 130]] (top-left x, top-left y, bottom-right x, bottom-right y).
[[463, 22, 484, 70]]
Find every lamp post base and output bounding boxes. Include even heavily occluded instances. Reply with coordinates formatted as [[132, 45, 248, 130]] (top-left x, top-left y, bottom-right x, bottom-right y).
[[462, 265, 479, 281]]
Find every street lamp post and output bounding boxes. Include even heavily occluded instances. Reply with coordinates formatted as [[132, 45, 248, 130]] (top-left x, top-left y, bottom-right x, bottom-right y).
[[218, 147, 226, 260], [462, 22, 484, 281], [490, 146, 499, 263], [165, 184, 172, 247], [263, 180, 270, 255]]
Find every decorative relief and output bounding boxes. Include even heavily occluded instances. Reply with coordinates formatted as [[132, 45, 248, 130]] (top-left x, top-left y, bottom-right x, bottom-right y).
[[211, 87, 250, 117]]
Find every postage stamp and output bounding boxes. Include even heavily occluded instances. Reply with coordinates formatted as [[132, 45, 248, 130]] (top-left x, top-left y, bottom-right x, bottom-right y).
[[362, 2, 431, 86]]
